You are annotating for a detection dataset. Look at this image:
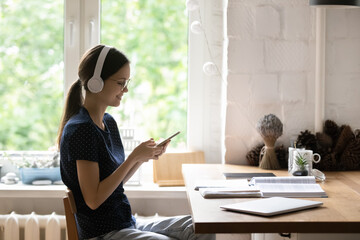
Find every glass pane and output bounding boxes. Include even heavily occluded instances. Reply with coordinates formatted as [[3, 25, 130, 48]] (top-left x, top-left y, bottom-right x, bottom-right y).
[[0, 0, 64, 150], [101, 0, 188, 149]]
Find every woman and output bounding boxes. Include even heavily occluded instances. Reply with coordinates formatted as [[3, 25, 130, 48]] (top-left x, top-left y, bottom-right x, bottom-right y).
[[58, 45, 214, 240]]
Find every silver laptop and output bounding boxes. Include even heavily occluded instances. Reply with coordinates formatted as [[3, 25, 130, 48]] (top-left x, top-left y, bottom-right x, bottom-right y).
[[220, 197, 323, 216]]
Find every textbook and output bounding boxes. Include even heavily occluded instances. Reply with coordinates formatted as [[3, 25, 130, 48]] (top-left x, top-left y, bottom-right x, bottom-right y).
[[249, 176, 328, 198]]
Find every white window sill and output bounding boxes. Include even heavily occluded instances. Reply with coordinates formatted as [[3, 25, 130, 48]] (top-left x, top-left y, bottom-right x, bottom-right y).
[[0, 182, 186, 199]]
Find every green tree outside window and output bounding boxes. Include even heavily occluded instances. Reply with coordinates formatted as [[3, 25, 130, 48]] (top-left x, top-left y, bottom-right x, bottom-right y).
[[102, 0, 188, 148], [0, 0, 64, 150]]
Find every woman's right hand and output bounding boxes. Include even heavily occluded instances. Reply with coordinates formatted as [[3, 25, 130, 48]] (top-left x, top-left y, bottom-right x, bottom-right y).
[[129, 138, 164, 162]]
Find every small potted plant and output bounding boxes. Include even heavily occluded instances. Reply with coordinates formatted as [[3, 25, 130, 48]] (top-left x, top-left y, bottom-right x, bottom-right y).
[[5, 151, 61, 184], [292, 152, 309, 176]]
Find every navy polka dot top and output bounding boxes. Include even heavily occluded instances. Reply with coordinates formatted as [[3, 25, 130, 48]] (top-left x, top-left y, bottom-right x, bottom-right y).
[[60, 107, 136, 239]]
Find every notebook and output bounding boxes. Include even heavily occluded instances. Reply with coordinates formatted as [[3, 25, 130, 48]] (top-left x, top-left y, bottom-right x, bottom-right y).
[[194, 179, 249, 191], [220, 197, 323, 216], [199, 187, 262, 198]]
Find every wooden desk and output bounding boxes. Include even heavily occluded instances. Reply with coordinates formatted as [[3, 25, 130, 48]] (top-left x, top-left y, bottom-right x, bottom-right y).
[[182, 164, 360, 234]]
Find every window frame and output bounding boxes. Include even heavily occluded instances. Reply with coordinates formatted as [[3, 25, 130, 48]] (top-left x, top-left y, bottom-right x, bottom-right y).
[[64, 0, 225, 164], [64, 0, 100, 96]]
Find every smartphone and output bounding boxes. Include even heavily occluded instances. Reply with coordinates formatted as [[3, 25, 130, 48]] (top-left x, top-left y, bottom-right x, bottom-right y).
[[156, 131, 180, 147]]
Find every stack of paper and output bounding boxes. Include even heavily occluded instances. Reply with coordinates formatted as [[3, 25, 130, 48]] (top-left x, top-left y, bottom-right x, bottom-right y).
[[195, 176, 327, 199], [250, 176, 327, 198], [249, 176, 317, 185]]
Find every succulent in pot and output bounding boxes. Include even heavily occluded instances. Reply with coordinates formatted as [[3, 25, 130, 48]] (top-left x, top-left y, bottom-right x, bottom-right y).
[[292, 152, 309, 176]]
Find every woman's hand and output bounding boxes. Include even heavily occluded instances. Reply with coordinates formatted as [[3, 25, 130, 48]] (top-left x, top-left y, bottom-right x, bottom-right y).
[[155, 140, 170, 158], [129, 138, 166, 162]]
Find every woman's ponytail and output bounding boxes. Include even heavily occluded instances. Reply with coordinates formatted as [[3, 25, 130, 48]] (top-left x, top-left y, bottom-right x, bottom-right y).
[[56, 79, 83, 149]]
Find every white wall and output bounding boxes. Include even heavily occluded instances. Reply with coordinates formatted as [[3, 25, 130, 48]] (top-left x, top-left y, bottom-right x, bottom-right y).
[[225, 0, 360, 164]]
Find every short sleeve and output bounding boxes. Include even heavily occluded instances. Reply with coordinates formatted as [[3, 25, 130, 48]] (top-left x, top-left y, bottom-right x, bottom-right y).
[[68, 123, 100, 162]]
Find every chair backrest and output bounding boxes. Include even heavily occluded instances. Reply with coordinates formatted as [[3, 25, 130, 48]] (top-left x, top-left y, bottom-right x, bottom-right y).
[[63, 189, 79, 240]]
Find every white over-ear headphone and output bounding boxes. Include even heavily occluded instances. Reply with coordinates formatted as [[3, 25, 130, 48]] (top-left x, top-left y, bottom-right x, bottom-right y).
[[87, 46, 111, 93]]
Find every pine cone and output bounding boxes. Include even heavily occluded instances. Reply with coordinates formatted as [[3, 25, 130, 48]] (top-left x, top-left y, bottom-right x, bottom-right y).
[[246, 144, 264, 166], [324, 120, 340, 146], [313, 153, 337, 171], [296, 120, 360, 171], [339, 137, 360, 170], [275, 145, 287, 169], [333, 125, 354, 159], [316, 132, 332, 149], [315, 132, 333, 158], [354, 129, 360, 139], [296, 130, 317, 151]]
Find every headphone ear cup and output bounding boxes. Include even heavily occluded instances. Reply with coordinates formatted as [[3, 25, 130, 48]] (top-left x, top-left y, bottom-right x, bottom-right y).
[[87, 77, 104, 93], [87, 45, 110, 93]]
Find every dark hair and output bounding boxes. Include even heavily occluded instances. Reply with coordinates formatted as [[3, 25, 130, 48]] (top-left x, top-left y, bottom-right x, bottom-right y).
[[56, 45, 129, 148]]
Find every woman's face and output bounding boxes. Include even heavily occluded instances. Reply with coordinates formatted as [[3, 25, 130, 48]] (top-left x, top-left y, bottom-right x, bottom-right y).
[[98, 63, 131, 107]]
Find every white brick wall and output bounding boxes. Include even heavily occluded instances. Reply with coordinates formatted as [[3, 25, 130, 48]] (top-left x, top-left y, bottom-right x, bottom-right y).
[[228, 39, 264, 73], [256, 5, 281, 38], [265, 40, 311, 72], [283, 6, 313, 40], [225, 0, 360, 164], [252, 74, 279, 104], [280, 73, 307, 103], [328, 39, 360, 73]]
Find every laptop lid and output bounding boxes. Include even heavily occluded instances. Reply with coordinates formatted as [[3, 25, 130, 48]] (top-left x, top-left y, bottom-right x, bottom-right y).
[[220, 197, 323, 216]]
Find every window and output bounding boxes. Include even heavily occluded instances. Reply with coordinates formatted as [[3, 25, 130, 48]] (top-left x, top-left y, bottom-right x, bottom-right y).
[[0, 0, 187, 151], [0, 0, 222, 182], [101, 0, 188, 148], [0, 0, 64, 151]]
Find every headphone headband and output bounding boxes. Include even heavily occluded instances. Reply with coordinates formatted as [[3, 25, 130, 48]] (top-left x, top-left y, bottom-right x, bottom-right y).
[[87, 46, 111, 93]]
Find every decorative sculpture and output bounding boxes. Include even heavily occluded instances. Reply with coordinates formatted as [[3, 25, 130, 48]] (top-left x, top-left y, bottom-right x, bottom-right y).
[[256, 114, 283, 169]]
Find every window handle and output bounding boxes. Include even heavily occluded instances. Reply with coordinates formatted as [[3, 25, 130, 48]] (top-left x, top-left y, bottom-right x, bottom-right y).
[[89, 20, 95, 46], [69, 20, 74, 47]]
